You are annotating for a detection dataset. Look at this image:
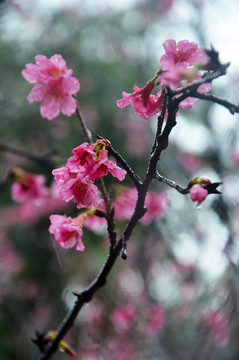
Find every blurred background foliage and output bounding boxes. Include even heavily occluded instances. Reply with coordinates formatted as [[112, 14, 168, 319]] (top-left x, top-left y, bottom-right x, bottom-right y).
[[1, 0, 239, 359]]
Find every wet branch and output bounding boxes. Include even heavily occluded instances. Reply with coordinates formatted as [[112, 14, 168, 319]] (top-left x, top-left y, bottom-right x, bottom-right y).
[[154, 172, 189, 194]]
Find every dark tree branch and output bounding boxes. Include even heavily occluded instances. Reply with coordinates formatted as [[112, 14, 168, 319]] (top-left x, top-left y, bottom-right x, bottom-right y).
[[172, 62, 230, 98], [38, 240, 123, 360], [75, 100, 93, 144], [106, 141, 142, 189], [186, 92, 239, 114], [0, 143, 57, 170]]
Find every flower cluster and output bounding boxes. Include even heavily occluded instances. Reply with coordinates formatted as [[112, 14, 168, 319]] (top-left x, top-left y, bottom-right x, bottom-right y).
[[117, 39, 210, 119], [53, 140, 126, 210], [49, 140, 127, 250], [22, 54, 80, 120]]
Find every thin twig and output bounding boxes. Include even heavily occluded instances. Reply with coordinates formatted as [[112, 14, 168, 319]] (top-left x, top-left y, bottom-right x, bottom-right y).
[[0, 143, 57, 170], [172, 63, 230, 98], [75, 101, 93, 144], [187, 92, 239, 114], [107, 143, 142, 189], [155, 172, 189, 194]]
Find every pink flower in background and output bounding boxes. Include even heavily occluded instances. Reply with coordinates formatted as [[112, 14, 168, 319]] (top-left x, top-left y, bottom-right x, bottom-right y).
[[0, 240, 25, 275], [114, 187, 137, 220], [49, 214, 87, 251], [160, 39, 209, 71], [22, 54, 80, 120], [202, 309, 229, 347], [84, 214, 107, 232], [111, 305, 137, 332], [117, 81, 163, 120], [158, 0, 174, 14], [146, 305, 165, 334], [114, 187, 169, 224], [142, 192, 169, 225], [178, 153, 203, 172], [11, 169, 48, 203], [1, 181, 69, 227], [189, 184, 208, 207]]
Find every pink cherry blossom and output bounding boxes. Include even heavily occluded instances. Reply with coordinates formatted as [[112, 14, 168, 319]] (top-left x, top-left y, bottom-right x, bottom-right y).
[[146, 305, 165, 334], [87, 148, 126, 181], [52, 165, 103, 209], [11, 169, 48, 203], [52, 141, 126, 209], [111, 305, 137, 332], [67, 142, 97, 173], [84, 214, 107, 232], [189, 184, 208, 207], [160, 39, 209, 71], [202, 309, 229, 347], [117, 81, 163, 120], [22, 54, 80, 120], [49, 214, 87, 251], [65, 141, 127, 181]]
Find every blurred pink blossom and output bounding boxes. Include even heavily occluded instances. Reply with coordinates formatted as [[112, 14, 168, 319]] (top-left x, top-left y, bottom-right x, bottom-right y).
[[114, 187, 169, 224], [1, 181, 70, 227], [11, 169, 48, 203], [142, 192, 169, 225], [84, 214, 107, 232], [158, 0, 174, 14], [202, 309, 229, 347], [0, 241, 24, 275], [178, 153, 203, 172], [146, 305, 165, 334], [111, 305, 137, 332], [22, 54, 80, 120]]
